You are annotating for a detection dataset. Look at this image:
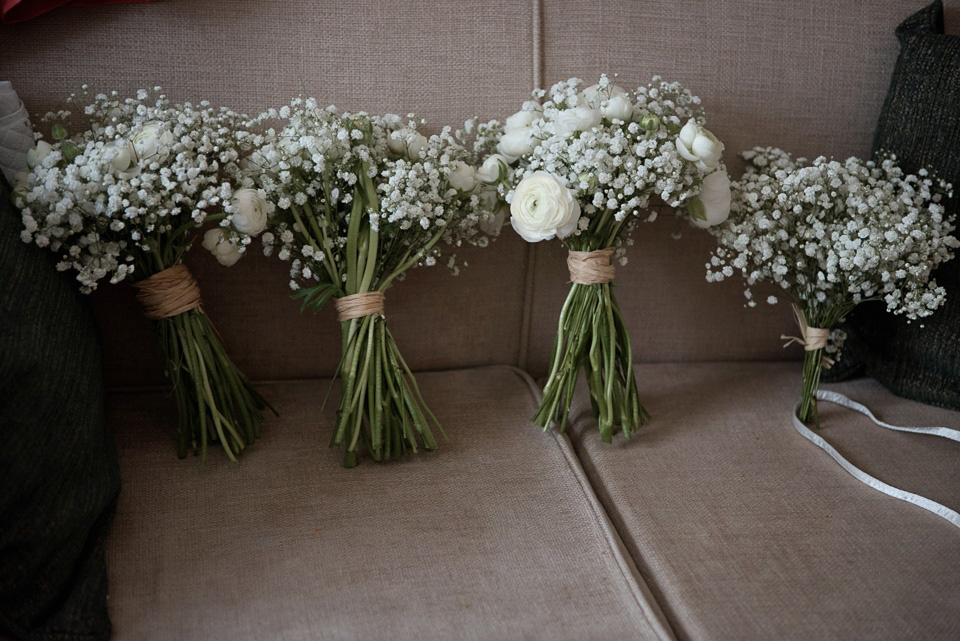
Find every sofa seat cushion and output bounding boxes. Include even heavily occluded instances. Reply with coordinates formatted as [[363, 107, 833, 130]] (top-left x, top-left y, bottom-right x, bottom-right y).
[[565, 362, 960, 641], [104, 366, 674, 641]]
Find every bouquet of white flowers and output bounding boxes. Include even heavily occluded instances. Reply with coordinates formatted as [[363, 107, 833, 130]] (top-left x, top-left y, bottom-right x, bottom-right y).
[[252, 99, 502, 467], [492, 74, 731, 442], [707, 147, 958, 426], [14, 88, 273, 461]]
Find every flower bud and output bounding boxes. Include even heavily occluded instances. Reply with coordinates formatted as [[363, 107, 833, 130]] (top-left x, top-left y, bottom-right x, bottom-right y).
[[448, 161, 478, 193], [61, 141, 80, 163], [578, 172, 597, 190], [639, 114, 660, 131]]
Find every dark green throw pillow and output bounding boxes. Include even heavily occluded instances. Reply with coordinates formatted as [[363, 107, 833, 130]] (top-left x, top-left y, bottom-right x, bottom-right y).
[[826, 0, 960, 409], [0, 176, 120, 640]]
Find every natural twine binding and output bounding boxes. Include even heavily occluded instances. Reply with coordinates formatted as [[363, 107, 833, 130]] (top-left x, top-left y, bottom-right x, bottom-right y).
[[132, 264, 203, 321], [781, 303, 834, 368], [568, 248, 616, 285], [335, 292, 385, 322]]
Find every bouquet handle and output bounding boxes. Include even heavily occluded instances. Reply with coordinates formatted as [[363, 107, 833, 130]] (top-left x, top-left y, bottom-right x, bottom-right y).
[[133, 264, 271, 461], [534, 247, 650, 440]]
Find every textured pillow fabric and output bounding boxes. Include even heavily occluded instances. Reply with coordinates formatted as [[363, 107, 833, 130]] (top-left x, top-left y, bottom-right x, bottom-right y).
[[826, 0, 960, 410], [0, 177, 120, 640]]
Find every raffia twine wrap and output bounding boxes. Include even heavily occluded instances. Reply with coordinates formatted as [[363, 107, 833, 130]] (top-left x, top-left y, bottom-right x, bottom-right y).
[[567, 248, 616, 285], [335, 292, 385, 322], [132, 264, 203, 320], [781, 304, 834, 368]]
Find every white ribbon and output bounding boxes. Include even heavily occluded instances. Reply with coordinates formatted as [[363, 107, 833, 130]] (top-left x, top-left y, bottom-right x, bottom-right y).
[[791, 389, 960, 530]]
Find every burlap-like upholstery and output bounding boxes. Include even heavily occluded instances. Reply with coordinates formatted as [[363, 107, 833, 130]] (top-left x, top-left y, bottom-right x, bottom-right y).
[[105, 367, 675, 641], [566, 362, 960, 640]]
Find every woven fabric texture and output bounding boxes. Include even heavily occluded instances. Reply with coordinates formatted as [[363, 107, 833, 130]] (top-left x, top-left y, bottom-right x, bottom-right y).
[[1, 1, 951, 384], [0, 0, 536, 387], [103, 367, 674, 641], [566, 361, 960, 641], [825, 1, 960, 410], [524, 0, 942, 375], [0, 177, 121, 641]]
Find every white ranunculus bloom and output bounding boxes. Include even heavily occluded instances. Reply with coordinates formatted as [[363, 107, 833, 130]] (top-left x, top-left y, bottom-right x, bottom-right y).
[[386, 128, 429, 159], [510, 171, 581, 243], [26, 140, 53, 168], [554, 107, 602, 137], [476, 154, 508, 184], [505, 109, 541, 132], [448, 161, 478, 193], [406, 132, 429, 160], [132, 121, 174, 164], [478, 186, 507, 235], [676, 119, 724, 171], [689, 170, 732, 228], [202, 228, 242, 266], [601, 94, 634, 122], [386, 129, 406, 155], [109, 139, 137, 174], [580, 83, 627, 108], [497, 127, 536, 160], [232, 188, 269, 235]]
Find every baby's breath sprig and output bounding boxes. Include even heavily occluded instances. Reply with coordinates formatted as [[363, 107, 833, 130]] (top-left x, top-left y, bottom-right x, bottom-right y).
[[707, 147, 958, 425]]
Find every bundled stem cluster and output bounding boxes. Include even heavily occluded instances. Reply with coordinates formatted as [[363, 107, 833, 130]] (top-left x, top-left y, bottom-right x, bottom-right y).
[[535, 280, 649, 441], [793, 301, 855, 429], [157, 308, 270, 461], [292, 162, 447, 467], [534, 212, 649, 441], [138, 226, 272, 462], [334, 314, 441, 468]]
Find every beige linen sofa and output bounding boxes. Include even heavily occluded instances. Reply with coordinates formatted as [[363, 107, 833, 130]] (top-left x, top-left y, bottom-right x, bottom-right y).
[[3, 1, 959, 639]]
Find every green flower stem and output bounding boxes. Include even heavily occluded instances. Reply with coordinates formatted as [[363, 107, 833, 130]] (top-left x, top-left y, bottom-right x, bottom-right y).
[[790, 301, 859, 429], [331, 313, 441, 468], [798, 348, 824, 428], [296, 161, 443, 467], [534, 281, 649, 442], [153, 307, 271, 462]]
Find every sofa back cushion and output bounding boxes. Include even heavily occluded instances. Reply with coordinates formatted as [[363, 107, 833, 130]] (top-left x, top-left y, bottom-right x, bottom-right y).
[[1, 0, 947, 385]]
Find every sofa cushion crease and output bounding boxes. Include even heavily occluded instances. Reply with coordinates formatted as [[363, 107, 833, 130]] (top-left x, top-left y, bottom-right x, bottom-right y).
[[104, 365, 674, 641], [563, 361, 960, 641], [512, 367, 677, 641]]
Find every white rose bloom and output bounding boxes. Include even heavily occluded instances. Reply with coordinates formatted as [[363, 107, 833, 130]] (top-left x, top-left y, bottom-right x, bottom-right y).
[[580, 83, 627, 108], [26, 140, 53, 168], [554, 107, 602, 137], [232, 188, 269, 235], [202, 228, 242, 266], [132, 121, 174, 164], [448, 161, 478, 193], [510, 171, 581, 243], [689, 170, 732, 229], [601, 94, 634, 122], [676, 119, 724, 171], [476, 154, 509, 184], [497, 127, 536, 160], [505, 109, 541, 132]]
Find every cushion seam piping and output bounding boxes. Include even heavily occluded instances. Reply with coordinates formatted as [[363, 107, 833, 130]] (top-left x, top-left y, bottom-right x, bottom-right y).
[[506, 364, 679, 641]]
